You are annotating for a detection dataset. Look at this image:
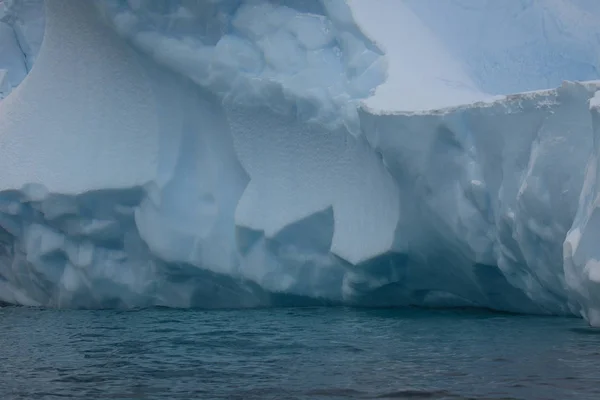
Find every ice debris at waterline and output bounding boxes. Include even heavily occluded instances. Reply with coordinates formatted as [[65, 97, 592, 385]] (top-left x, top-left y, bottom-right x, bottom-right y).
[[2, 0, 600, 325]]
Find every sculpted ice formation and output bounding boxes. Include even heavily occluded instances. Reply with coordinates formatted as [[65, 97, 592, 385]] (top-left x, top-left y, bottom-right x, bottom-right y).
[[95, 0, 386, 135], [2, 0, 600, 325]]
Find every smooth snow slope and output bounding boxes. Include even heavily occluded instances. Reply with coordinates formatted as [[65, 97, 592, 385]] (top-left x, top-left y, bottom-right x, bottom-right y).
[[405, 0, 600, 97], [346, 0, 489, 111], [3, 0, 600, 326], [348, 0, 600, 112]]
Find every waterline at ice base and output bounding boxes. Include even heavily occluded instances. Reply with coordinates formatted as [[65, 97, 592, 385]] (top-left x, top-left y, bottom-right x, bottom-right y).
[[3, 0, 600, 326]]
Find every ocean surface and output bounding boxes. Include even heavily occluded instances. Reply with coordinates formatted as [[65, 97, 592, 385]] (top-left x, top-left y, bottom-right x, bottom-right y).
[[1, 307, 600, 400]]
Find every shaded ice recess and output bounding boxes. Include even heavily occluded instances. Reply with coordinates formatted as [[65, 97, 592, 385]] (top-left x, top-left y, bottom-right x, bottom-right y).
[[2, 1, 600, 325]]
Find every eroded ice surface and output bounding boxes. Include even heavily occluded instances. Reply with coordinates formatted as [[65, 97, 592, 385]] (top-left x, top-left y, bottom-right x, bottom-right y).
[[2, 0, 600, 325]]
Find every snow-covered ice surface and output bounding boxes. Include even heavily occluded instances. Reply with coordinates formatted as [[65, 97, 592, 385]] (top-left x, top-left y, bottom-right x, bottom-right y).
[[351, 0, 600, 112], [3, 0, 600, 325], [404, 0, 600, 97], [346, 0, 489, 111]]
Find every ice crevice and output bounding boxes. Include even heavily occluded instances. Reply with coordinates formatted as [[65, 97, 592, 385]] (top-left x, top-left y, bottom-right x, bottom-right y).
[[3, 0, 600, 325]]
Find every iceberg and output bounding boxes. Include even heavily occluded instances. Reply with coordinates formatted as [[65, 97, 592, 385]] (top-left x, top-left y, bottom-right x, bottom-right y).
[[2, 0, 600, 325]]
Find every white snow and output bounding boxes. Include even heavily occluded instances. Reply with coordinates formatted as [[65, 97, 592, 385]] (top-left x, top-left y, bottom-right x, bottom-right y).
[[404, 0, 600, 96], [347, 0, 600, 112], [346, 0, 488, 112]]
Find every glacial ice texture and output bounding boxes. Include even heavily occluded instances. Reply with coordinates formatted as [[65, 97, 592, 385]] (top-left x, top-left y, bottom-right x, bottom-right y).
[[3, 0, 600, 325]]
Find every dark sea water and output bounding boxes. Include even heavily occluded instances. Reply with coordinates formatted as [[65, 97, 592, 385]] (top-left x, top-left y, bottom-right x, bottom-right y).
[[1, 307, 600, 400]]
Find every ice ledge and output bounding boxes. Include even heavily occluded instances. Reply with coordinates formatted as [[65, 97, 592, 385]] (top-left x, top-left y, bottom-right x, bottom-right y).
[[93, 0, 387, 136], [361, 80, 600, 117]]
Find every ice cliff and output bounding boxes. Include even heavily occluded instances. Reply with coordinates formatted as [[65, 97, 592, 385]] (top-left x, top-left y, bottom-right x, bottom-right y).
[[2, 0, 600, 325]]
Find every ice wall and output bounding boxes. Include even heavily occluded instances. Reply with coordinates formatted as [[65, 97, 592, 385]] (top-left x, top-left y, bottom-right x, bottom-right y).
[[360, 82, 598, 314], [2, 0, 600, 325], [564, 90, 600, 325]]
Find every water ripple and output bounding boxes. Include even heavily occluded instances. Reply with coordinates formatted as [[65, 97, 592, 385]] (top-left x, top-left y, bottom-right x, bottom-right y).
[[0, 307, 599, 399]]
